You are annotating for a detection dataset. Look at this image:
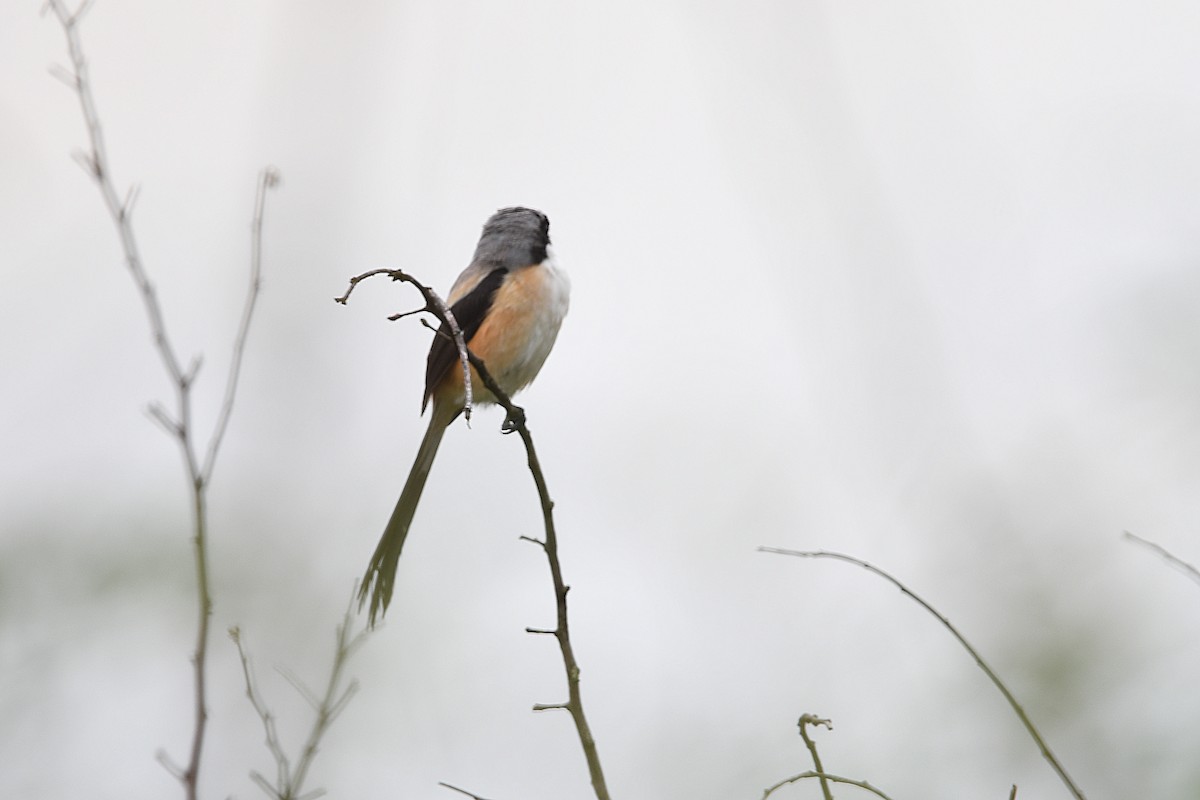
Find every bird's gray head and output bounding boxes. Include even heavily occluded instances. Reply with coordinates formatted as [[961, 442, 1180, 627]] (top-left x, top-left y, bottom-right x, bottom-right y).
[[473, 207, 551, 269]]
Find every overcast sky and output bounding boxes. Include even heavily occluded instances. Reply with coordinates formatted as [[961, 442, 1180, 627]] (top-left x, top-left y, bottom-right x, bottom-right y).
[[3, 2, 1200, 798]]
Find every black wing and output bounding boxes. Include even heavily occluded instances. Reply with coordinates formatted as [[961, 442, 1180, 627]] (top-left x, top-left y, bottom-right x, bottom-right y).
[[422, 267, 508, 412]]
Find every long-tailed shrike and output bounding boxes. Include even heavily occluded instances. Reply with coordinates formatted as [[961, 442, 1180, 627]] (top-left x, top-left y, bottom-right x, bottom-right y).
[[359, 207, 570, 625]]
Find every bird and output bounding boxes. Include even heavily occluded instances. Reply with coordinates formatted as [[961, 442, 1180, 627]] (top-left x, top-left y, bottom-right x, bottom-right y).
[[358, 207, 570, 625]]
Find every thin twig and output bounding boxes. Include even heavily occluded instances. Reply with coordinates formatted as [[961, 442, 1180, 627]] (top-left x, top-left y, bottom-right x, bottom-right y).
[[760, 547, 1087, 800], [334, 268, 474, 422], [231, 627, 293, 793], [156, 750, 186, 781], [762, 771, 895, 800], [202, 167, 280, 482], [46, 4, 278, 797], [48, 0, 190, 401], [276, 665, 322, 711], [762, 715, 892, 800], [464, 352, 609, 800], [288, 600, 367, 798], [339, 269, 609, 799], [797, 714, 834, 800], [438, 783, 499, 800], [231, 594, 367, 800], [1123, 530, 1200, 587]]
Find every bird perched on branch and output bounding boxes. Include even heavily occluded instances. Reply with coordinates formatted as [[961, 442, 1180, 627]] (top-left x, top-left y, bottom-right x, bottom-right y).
[[358, 207, 570, 625]]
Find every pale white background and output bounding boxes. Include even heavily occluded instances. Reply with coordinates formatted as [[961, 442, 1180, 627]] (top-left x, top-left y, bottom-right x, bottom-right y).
[[3, 2, 1200, 798]]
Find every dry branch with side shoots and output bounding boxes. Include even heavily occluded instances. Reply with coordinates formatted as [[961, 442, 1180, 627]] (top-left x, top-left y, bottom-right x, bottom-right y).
[[337, 269, 610, 800], [760, 547, 1087, 800], [46, 2, 279, 797], [761, 714, 895, 800], [230, 594, 367, 800]]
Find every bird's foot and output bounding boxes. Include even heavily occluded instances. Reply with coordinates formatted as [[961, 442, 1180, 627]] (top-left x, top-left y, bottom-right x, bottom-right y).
[[501, 405, 526, 434]]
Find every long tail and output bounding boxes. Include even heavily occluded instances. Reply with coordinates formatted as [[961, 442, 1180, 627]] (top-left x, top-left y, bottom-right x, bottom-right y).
[[359, 403, 454, 626]]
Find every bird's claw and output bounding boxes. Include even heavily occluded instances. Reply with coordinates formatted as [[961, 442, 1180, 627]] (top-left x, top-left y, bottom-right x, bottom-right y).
[[501, 406, 526, 434]]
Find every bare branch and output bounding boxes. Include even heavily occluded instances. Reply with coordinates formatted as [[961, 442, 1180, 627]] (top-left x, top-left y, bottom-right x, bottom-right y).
[[438, 783, 500, 800], [68, 0, 96, 24], [797, 714, 833, 800], [1124, 530, 1200, 587], [250, 772, 282, 800], [70, 147, 96, 177], [457, 352, 610, 800], [233, 592, 367, 800], [762, 770, 896, 800], [762, 715, 893, 800], [147, 403, 181, 436], [760, 547, 1088, 800], [201, 167, 279, 482], [182, 354, 204, 388], [531, 702, 569, 712], [47, 3, 205, 793], [121, 182, 140, 220], [230, 627, 293, 792], [340, 267, 608, 797], [276, 665, 321, 711], [156, 750, 186, 781], [335, 268, 474, 422], [331, 267, 393, 305], [47, 0, 188, 390], [47, 62, 78, 88], [287, 596, 367, 800], [46, 5, 278, 797]]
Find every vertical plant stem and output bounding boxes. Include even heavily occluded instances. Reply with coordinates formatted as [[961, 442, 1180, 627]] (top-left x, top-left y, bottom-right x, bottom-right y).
[[185, 481, 212, 797], [798, 715, 834, 800], [523, 425, 608, 798], [48, 6, 278, 796], [467, 355, 610, 800]]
